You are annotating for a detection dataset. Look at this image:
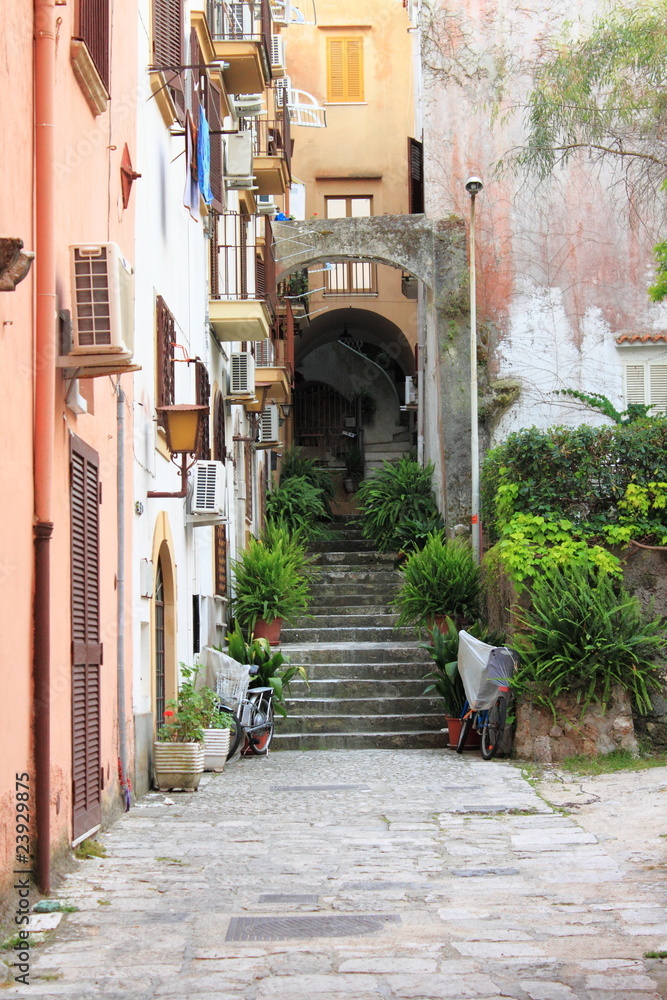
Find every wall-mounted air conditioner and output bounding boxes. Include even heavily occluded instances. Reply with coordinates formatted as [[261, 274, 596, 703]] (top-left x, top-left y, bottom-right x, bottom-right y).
[[232, 94, 265, 117], [258, 404, 280, 444], [190, 461, 226, 515], [405, 375, 417, 406], [271, 34, 286, 73], [69, 243, 134, 355], [225, 131, 253, 179], [257, 198, 278, 215], [230, 351, 256, 395]]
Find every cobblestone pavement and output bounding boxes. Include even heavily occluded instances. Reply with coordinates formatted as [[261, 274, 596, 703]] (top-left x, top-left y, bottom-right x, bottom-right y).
[[6, 750, 667, 999]]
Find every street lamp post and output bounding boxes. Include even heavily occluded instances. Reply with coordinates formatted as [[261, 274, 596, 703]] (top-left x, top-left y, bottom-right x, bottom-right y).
[[465, 176, 483, 562]]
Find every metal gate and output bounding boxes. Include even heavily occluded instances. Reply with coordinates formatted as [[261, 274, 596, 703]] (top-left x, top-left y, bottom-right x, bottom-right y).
[[294, 382, 357, 461]]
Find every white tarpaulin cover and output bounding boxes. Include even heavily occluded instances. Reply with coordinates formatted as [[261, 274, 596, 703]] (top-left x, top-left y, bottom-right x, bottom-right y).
[[457, 631, 516, 711]]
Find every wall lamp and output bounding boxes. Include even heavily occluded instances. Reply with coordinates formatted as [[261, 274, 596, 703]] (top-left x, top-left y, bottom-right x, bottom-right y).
[[147, 403, 209, 499]]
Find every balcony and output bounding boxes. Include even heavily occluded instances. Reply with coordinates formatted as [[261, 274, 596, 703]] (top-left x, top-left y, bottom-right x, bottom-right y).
[[207, 0, 271, 95], [248, 106, 292, 196], [208, 214, 276, 341]]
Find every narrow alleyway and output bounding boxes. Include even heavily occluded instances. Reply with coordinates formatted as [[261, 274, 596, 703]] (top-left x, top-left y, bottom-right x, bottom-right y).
[[275, 517, 444, 749], [7, 750, 667, 999]]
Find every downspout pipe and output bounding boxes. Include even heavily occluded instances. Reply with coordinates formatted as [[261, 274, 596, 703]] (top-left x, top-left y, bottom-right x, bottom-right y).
[[116, 385, 130, 810], [33, 0, 57, 895]]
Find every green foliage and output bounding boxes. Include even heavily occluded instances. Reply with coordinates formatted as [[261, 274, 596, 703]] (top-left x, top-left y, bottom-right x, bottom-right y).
[[355, 456, 442, 552], [421, 617, 505, 716], [266, 475, 331, 539], [649, 237, 667, 301], [553, 389, 652, 424], [231, 533, 310, 635], [393, 534, 480, 626], [74, 839, 107, 859], [511, 564, 667, 716], [481, 421, 667, 559], [344, 446, 364, 486], [223, 623, 308, 717], [561, 748, 667, 775], [260, 520, 311, 576], [279, 447, 335, 515], [156, 664, 226, 743]]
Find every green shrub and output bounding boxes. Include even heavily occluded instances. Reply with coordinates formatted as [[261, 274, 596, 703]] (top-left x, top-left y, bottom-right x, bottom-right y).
[[231, 535, 310, 635], [356, 456, 443, 552], [393, 534, 480, 626], [266, 476, 331, 539], [224, 624, 308, 717], [279, 447, 335, 514], [512, 563, 667, 716]]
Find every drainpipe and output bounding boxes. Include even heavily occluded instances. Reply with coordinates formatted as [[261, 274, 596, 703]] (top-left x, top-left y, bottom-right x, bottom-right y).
[[116, 385, 130, 810], [33, 0, 56, 895]]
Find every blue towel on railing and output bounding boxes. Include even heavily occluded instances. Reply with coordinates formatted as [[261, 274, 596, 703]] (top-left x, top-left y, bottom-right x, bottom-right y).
[[197, 105, 214, 206]]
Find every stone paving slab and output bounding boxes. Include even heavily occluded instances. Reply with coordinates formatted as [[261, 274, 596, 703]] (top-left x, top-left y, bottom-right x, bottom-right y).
[[2, 749, 666, 999]]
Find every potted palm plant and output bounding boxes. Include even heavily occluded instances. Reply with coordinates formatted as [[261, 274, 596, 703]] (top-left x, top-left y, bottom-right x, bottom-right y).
[[393, 533, 480, 629], [230, 528, 310, 643]]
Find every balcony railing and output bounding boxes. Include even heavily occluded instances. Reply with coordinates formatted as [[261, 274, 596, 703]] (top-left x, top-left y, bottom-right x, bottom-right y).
[[207, 0, 271, 46], [210, 213, 276, 319], [246, 104, 292, 181]]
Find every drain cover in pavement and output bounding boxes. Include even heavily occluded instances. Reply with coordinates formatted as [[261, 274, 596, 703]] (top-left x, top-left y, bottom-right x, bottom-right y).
[[272, 784, 370, 792], [258, 894, 319, 904], [451, 867, 520, 877], [226, 913, 400, 941]]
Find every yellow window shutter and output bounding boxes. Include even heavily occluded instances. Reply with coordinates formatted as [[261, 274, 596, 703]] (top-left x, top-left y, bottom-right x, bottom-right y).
[[327, 38, 345, 101], [345, 39, 363, 101]]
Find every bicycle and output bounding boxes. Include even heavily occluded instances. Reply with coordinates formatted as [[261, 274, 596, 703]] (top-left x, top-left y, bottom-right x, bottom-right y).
[[455, 691, 510, 760], [215, 661, 275, 759]]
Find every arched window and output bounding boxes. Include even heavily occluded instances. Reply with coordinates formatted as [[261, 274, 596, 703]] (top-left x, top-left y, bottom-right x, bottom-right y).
[[154, 558, 165, 729]]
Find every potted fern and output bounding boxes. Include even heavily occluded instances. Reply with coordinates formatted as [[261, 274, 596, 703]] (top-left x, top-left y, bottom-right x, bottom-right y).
[[231, 529, 310, 643], [393, 533, 480, 629]]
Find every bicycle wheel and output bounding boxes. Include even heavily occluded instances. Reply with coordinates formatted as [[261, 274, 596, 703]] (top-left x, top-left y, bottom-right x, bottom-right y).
[[226, 713, 245, 761], [481, 697, 506, 760], [248, 699, 274, 756], [455, 715, 473, 754]]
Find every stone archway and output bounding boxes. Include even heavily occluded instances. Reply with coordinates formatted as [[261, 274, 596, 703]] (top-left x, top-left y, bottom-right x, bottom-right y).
[[273, 216, 472, 526]]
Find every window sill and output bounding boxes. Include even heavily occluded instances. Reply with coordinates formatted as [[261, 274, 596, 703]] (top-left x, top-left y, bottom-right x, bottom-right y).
[[324, 292, 378, 298], [324, 102, 368, 106], [149, 70, 179, 128], [70, 39, 109, 116]]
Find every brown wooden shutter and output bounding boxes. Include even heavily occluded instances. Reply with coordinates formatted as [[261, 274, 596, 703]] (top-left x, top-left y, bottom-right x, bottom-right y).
[[71, 436, 102, 843], [77, 0, 110, 89], [153, 0, 185, 122], [214, 389, 226, 461], [207, 80, 224, 212], [156, 296, 176, 420], [244, 443, 253, 524], [214, 524, 228, 597], [408, 138, 424, 214], [240, 216, 249, 299], [195, 360, 211, 459]]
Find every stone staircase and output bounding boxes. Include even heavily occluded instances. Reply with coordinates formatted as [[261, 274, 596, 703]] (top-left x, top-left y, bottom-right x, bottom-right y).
[[363, 435, 412, 475], [274, 517, 446, 750]]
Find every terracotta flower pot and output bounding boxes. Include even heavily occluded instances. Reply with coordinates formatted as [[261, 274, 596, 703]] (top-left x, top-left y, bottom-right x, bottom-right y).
[[253, 617, 283, 645], [153, 742, 205, 791], [203, 728, 231, 771], [445, 717, 481, 750]]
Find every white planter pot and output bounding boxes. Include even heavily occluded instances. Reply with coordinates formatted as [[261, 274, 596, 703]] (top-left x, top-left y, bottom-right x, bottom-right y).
[[203, 728, 231, 771], [153, 742, 205, 791]]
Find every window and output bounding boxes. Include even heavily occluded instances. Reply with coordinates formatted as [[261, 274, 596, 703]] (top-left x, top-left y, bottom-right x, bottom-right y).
[[76, 0, 110, 89], [324, 196, 376, 295], [625, 362, 667, 413], [327, 37, 364, 102], [195, 360, 211, 459], [408, 138, 424, 214], [152, 0, 185, 121], [156, 296, 175, 426]]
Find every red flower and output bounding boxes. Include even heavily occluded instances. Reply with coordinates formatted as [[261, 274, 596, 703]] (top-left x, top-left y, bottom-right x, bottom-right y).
[[164, 710, 175, 718]]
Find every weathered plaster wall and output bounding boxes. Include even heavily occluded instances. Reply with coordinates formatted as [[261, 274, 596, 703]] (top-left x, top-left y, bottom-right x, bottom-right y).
[[422, 0, 667, 443]]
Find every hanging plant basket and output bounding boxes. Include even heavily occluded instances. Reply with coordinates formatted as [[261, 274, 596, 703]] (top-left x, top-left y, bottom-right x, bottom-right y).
[[153, 742, 205, 791], [203, 728, 231, 771]]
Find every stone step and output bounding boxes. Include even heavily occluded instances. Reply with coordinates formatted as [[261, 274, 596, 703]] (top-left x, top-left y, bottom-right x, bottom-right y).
[[309, 538, 373, 553], [305, 604, 396, 617], [289, 677, 430, 697], [294, 662, 431, 682], [285, 696, 443, 716], [310, 551, 397, 567], [365, 440, 411, 453], [283, 643, 430, 665], [307, 580, 400, 597], [309, 570, 401, 586], [281, 625, 419, 644], [291, 612, 399, 629], [277, 712, 444, 735], [271, 730, 447, 751]]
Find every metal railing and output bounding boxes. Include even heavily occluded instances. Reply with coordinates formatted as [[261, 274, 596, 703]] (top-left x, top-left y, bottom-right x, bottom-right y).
[[210, 214, 277, 318], [207, 0, 272, 60], [245, 105, 292, 181]]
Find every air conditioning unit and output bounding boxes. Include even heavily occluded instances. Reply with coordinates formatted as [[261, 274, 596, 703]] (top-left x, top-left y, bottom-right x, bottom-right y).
[[225, 131, 253, 178], [230, 351, 255, 395], [405, 375, 417, 406], [271, 34, 286, 74], [232, 94, 265, 117], [257, 199, 278, 216], [69, 243, 134, 355], [190, 461, 225, 515], [258, 403, 280, 444]]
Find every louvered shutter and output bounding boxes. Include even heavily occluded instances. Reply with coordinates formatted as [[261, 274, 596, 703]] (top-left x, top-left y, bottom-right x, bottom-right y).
[[214, 524, 228, 597], [153, 0, 185, 122], [345, 39, 363, 101], [625, 364, 646, 406], [240, 216, 249, 299], [195, 359, 211, 459], [327, 39, 345, 101], [71, 437, 102, 843], [156, 295, 176, 418], [649, 363, 667, 412], [78, 0, 110, 89], [214, 390, 226, 462], [408, 137, 424, 214], [207, 80, 224, 212]]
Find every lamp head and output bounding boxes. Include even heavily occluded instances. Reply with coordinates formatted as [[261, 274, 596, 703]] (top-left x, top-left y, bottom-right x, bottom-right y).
[[464, 176, 484, 196]]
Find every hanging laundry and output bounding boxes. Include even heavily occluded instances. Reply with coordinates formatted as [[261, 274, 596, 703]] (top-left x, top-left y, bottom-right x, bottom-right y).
[[197, 105, 214, 206], [183, 110, 200, 222]]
